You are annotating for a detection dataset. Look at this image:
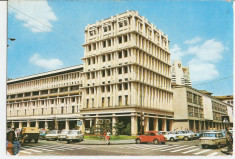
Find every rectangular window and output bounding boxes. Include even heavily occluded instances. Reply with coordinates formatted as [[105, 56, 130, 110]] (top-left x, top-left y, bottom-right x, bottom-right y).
[[103, 41, 106, 48], [124, 83, 128, 90], [42, 108, 44, 115], [25, 109, 26, 115], [124, 35, 128, 42], [118, 51, 122, 59], [118, 84, 122, 90], [51, 99, 54, 104], [86, 89, 89, 94], [119, 22, 123, 28], [87, 73, 90, 79], [101, 86, 105, 92], [72, 106, 75, 113], [103, 55, 106, 62], [118, 67, 122, 74], [61, 98, 64, 103], [92, 57, 95, 64], [119, 96, 122, 106], [125, 95, 128, 105], [72, 97, 75, 102], [42, 100, 44, 105], [91, 88, 94, 94], [108, 97, 110, 107], [107, 85, 110, 92], [124, 50, 128, 57], [92, 98, 94, 107], [93, 44, 96, 50], [61, 107, 64, 114], [102, 70, 105, 77], [102, 97, 105, 107], [17, 110, 19, 116], [87, 99, 89, 108], [87, 59, 90, 65], [107, 69, 110, 76], [88, 45, 91, 51], [108, 39, 111, 46], [51, 108, 53, 114], [118, 36, 122, 44], [33, 109, 35, 115], [107, 54, 111, 61], [124, 66, 128, 73]]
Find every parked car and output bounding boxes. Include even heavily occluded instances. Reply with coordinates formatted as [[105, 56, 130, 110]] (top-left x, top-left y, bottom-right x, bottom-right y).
[[135, 131, 167, 144], [45, 130, 60, 141], [175, 131, 194, 141], [195, 131, 204, 139], [18, 127, 39, 143], [158, 131, 179, 142], [66, 130, 84, 143], [39, 128, 49, 140], [58, 129, 70, 141], [199, 132, 226, 149], [186, 130, 197, 139]]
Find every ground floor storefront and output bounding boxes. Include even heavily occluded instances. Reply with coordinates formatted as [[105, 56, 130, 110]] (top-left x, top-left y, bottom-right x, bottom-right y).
[[7, 106, 174, 135]]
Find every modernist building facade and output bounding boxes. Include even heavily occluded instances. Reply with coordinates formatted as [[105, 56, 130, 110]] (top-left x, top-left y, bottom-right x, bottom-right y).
[[172, 85, 233, 131], [7, 65, 83, 131], [7, 11, 174, 135]]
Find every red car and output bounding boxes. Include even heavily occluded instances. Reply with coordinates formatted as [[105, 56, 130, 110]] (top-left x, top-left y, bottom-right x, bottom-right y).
[[135, 131, 167, 144]]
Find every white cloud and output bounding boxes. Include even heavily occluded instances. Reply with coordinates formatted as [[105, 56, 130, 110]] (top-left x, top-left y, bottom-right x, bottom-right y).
[[187, 39, 225, 62], [188, 59, 219, 82], [29, 54, 63, 70], [9, 0, 57, 32], [170, 44, 186, 61], [184, 37, 202, 44], [171, 39, 226, 83]]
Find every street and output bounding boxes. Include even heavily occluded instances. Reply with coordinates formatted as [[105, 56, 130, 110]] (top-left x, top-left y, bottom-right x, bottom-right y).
[[18, 139, 228, 156]]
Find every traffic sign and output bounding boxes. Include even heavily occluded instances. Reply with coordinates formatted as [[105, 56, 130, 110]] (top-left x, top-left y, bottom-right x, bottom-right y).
[[222, 116, 230, 124], [77, 120, 83, 126]]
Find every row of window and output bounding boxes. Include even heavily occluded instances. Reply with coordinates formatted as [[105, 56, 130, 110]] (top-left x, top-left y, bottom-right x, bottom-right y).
[[8, 86, 80, 99], [87, 34, 129, 52], [188, 106, 204, 118], [87, 66, 130, 80], [86, 83, 129, 94], [89, 19, 129, 37], [8, 105, 78, 117], [87, 49, 130, 65], [8, 72, 81, 91], [212, 101, 227, 113], [7, 96, 81, 109], [187, 92, 203, 106]]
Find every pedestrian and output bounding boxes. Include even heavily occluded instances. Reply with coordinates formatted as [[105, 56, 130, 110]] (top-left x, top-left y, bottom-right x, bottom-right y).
[[106, 131, 111, 145], [6, 131, 21, 155]]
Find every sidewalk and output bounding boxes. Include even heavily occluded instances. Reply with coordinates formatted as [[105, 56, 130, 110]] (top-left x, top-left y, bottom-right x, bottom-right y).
[[78, 139, 136, 145]]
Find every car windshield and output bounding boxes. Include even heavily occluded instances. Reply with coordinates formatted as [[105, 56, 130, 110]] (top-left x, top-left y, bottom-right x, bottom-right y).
[[69, 131, 80, 135], [49, 130, 58, 134], [203, 133, 217, 137], [61, 130, 69, 134]]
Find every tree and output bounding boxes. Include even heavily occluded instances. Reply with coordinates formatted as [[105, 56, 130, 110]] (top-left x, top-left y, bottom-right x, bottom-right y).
[[114, 121, 125, 136], [96, 119, 111, 139], [125, 123, 131, 136]]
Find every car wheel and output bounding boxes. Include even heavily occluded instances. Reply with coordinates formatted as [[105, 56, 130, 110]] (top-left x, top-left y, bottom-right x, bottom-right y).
[[217, 143, 221, 149], [170, 137, 174, 142], [136, 139, 141, 144], [153, 139, 159, 145], [183, 137, 189, 141]]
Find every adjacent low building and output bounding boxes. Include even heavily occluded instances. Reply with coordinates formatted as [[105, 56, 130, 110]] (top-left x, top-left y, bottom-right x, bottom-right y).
[[172, 84, 233, 131]]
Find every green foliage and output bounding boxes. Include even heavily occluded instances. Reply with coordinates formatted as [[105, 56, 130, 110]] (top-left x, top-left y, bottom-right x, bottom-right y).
[[125, 123, 131, 136], [114, 121, 131, 135], [96, 119, 112, 137]]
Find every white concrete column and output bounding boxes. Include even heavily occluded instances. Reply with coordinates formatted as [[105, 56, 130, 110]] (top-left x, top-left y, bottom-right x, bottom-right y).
[[35, 120, 39, 128], [112, 115, 117, 135], [162, 118, 166, 131], [144, 117, 149, 132], [131, 116, 137, 136], [11, 122, 15, 129], [193, 120, 196, 132], [27, 121, 30, 127], [169, 120, 173, 131], [65, 119, 69, 130], [45, 121, 48, 129], [19, 122, 22, 129], [80, 119, 85, 133], [153, 118, 158, 131], [198, 121, 201, 132]]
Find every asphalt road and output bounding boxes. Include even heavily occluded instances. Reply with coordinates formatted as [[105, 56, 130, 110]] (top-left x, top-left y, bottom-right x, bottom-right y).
[[17, 139, 229, 156]]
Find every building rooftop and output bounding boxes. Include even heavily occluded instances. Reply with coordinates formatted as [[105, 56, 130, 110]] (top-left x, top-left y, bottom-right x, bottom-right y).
[[7, 64, 84, 84], [213, 95, 233, 100]]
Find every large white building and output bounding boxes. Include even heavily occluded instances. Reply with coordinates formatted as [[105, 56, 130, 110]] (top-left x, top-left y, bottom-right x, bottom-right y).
[[7, 11, 174, 135]]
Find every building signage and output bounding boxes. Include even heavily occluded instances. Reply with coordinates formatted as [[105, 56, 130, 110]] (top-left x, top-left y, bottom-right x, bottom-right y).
[[222, 116, 230, 124]]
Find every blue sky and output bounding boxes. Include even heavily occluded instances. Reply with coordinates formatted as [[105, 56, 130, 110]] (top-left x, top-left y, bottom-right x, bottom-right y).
[[7, 0, 233, 96]]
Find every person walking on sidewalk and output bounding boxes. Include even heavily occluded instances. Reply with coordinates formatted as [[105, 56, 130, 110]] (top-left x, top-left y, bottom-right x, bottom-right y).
[[106, 131, 111, 145]]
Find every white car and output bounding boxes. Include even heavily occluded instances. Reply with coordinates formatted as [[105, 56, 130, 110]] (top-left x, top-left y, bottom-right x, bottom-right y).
[[58, 129, 70, 141], [46, 130, 60, 141], [175, 131, 194, 141], [199, 132, 226, 149], [158, 131, 179, 142], [66, 130, 84, 143]]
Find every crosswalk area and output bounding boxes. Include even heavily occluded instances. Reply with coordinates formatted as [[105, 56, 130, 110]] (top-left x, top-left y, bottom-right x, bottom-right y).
[[19, 144, 221, 156]]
